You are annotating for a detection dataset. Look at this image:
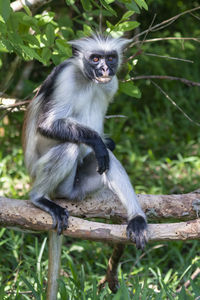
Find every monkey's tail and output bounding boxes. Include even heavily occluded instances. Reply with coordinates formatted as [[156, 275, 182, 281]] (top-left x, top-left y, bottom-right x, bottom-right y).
[[47, 231, 63, 300]]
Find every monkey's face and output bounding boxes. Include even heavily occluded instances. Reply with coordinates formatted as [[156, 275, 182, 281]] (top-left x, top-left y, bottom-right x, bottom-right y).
[[83, 51, 118, 84]]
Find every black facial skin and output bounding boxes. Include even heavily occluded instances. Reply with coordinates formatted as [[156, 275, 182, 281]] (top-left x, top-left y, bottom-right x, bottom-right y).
[[83, 50, 119, 83]]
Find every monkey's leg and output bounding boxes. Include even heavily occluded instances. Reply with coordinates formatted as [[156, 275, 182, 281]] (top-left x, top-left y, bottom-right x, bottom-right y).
[[55, 152, 105, 200], [30, 143, 79, 234], [72, 151, 147, 249], [55, 150, 147, 249], [105, 150, 148, 249]]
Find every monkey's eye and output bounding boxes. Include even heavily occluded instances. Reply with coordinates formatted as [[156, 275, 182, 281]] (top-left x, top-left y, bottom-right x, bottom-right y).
[[108, 56, 113, 61], [93, 57, 99, 63]]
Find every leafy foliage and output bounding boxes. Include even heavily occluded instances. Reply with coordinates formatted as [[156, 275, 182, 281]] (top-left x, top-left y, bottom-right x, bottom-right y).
[[1, 0, 200, 299]]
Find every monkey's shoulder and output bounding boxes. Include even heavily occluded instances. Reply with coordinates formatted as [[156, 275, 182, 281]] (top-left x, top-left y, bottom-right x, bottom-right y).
[[38, 60, 72, 99]]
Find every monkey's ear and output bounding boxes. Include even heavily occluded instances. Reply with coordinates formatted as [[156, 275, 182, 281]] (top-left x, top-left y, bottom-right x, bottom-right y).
[[71, 46, 79, 56], [68, 39, 82, 56]]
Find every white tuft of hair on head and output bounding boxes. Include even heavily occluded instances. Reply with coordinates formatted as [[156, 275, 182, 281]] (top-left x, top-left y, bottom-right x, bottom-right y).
[[68, 34, 131, 67]]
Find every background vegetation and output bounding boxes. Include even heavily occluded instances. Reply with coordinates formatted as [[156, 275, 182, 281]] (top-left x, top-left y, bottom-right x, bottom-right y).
[[0, 0, 200, 298]]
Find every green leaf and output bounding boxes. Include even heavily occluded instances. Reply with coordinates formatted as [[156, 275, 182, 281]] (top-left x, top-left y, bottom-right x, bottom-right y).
[[45, 24, 55, 46], [80, 0, 92, 11], [121, 11, 135, 21], [0, 39, 12, 52], [55, 39, 71, 57], [22, 4, 32, 16], [22, 34, 40, 48], [22, 15, 38, 28], [117, 21, 140, 32], [100, 0, 117, 16], [83, 24, 93, 36], [41, 48, 52, 63], [125, 1, 140, 14], [105, 0, 115, 3], [0, 0, 11, 23], [20, 45, 43, 62], [65, 0, 75, 5], [134, 0, 148, 10], [119, 81, 141, 98], [36, 12, 55, 26]]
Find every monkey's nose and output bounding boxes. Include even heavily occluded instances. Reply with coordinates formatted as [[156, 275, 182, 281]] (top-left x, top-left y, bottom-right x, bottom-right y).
[[102, 65, 108, 72]]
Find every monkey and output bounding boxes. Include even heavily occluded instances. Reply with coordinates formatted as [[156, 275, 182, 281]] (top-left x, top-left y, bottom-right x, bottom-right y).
[[23, 34, 148, 297]]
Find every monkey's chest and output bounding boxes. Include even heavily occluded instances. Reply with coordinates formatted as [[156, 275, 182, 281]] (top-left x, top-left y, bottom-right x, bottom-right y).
[[73, 91, 108, 135]]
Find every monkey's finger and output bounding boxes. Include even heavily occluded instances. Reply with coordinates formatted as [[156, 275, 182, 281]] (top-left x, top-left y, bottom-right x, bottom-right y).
[[97, 158, 106, 174], [97, 154, 110, 174], [57, 209, 69, 235], [126, 228, 146, 250], [135, 234, 146, 250], [105, 154, 110, 171]]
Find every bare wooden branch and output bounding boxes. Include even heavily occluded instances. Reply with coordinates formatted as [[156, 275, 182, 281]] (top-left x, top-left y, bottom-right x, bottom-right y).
[[11, 0, 52, 12], [0, 195, 200, 243], [130, 37, 200, 47], [0, 99, 30, 111], [129, 6, 200, 46], [143, 52, 194, 63], [1, 190, 200, 222], [151, 80, 200, 127], [123, 75, 200, 87]]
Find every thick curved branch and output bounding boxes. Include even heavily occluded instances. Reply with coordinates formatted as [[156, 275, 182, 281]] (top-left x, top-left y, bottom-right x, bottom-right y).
[[0, 196, 200, 243], [1, 190, 200, 222]]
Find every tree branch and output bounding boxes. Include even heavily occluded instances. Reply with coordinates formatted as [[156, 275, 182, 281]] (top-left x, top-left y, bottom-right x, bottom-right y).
[[1, 190, 200, 222], [130, 37, 200, 47], [123, 75, 200, 87], [10, 0, 52, 12], [0, 98, 30, 111], [0, 193, 200, 243], [129, 6, 200, 47]]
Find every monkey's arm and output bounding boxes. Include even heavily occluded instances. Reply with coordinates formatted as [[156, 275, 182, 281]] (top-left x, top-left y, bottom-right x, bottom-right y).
[[38, 118, 109, 174]]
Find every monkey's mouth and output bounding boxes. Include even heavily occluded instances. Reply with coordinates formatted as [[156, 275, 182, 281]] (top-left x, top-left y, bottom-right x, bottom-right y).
[[95, 76, 112, 84]]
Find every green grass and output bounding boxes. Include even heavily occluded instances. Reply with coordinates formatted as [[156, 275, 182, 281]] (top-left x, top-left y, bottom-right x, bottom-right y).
[[0, 228, 200, 299]]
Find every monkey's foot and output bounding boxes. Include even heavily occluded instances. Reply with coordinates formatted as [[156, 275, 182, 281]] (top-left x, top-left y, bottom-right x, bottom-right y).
[[50, 205, 69, 235], [126, 216, 148, 250], [40, 199, 69, 235]]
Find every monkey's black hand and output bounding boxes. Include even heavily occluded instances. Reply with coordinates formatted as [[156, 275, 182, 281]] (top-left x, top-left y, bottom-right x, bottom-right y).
[[46, 201, 69, 235], [126, 216, 148, 250], [104, 137, 115, 152], [94, 141, 110, 174]]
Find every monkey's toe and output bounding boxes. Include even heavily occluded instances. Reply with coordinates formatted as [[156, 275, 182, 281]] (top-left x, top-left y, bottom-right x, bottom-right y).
[[126, 216, 148, 250], [49, 206, 69, 235]]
